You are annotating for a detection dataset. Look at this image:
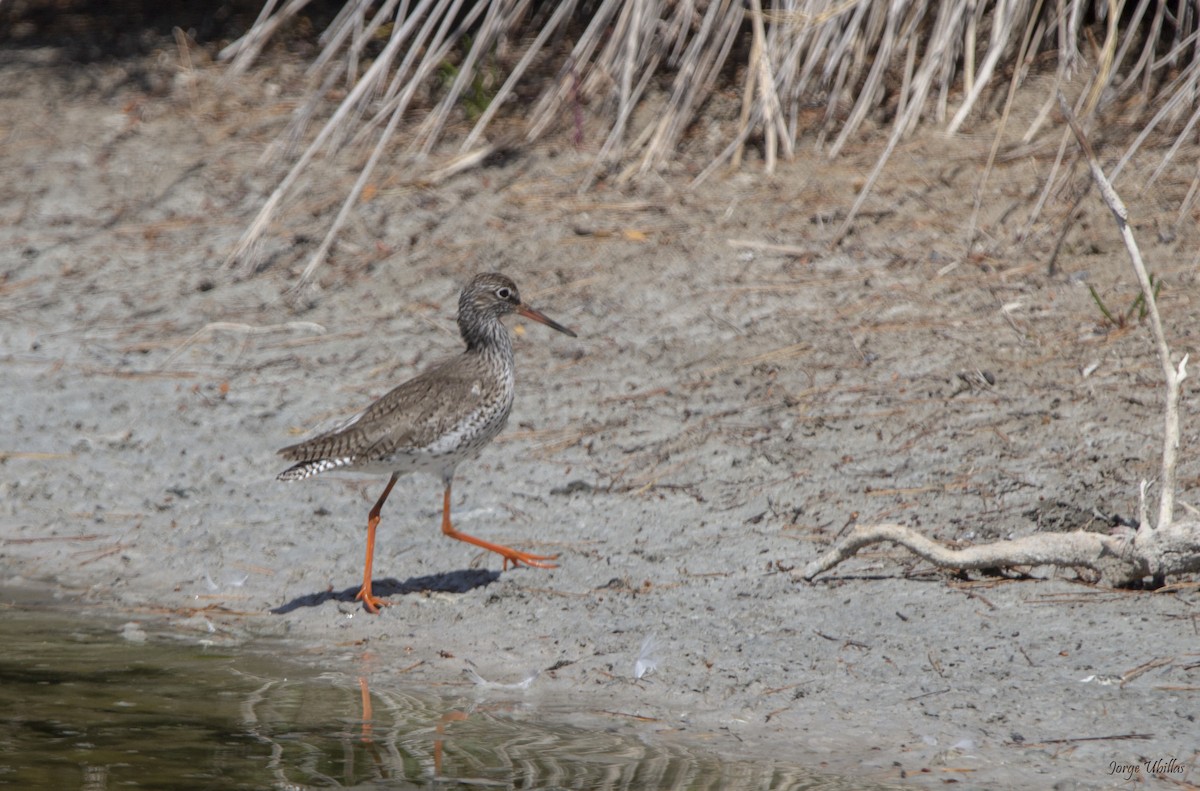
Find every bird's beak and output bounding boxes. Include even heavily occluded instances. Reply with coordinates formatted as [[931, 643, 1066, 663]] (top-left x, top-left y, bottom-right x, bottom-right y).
[[516, 303, 577, 338]]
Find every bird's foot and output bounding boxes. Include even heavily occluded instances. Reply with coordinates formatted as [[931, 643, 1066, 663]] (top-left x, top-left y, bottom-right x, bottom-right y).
[[355, 585, 392, 614], [501, 549, 559, 571], [443, 525, 559, 570]]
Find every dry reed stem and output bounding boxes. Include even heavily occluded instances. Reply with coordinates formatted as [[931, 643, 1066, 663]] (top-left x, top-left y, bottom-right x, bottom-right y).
[[160, 321, 326, 371], [221, 1, 1200, 272], [1119, 654, 1174, 687], [461, 0, 576, 153], [725, 239, 811, 256], [1058, 93, 1188, 533], [699, 341, 810, 376], [297, 0, 494, 284], [964, 1, 1042, 252], [422, 146, 496, 185]]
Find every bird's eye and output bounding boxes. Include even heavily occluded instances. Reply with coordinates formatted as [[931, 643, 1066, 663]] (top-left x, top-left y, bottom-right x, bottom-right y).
[[495, 287, 513, 300]]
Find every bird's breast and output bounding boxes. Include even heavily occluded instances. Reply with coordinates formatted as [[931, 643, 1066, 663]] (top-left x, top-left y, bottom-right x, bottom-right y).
[[423, 385, 513, 459]]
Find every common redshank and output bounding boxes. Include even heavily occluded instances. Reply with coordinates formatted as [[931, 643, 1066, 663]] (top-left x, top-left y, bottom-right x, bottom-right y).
[[277, 273, 576, 613]]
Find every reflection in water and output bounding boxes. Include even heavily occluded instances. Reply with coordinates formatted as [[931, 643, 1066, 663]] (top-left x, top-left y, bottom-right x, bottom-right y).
[[251, 677, 887, 790], [0, 606, 903, 790]]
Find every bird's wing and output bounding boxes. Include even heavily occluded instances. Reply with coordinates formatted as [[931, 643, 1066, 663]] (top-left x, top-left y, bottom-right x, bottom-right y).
[[277, 356, 492, 463]]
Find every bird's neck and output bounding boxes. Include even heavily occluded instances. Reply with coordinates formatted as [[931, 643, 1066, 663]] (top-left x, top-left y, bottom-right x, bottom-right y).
[[460, 314, 513, 362]]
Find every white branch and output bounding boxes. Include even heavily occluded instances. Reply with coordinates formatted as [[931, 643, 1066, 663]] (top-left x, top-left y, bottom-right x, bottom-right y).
[[1058, 94, 1188, 532], [800, 523, 1143, 584]]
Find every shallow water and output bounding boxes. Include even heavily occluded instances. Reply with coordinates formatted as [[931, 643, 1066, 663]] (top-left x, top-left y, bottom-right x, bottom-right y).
[[0, 605, 901, 790]]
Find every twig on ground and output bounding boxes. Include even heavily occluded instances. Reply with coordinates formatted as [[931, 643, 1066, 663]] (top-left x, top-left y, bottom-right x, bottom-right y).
[[1120, 655, 1174, 688], [1019, 733, 1154, 746], [160, 321, 326, 371]]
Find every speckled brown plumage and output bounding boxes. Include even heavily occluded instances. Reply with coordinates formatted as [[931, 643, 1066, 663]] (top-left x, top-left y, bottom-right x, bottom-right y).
[[276, 351, 513, 481], [276, 272, 576, 613]]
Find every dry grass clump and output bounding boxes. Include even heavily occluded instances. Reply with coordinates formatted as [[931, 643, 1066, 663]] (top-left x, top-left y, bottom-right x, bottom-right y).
[[220, 0, 1200, 280]]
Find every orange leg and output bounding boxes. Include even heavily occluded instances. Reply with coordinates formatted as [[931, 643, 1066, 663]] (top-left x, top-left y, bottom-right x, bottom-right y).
[[440, 481, 558, 569], [358, 676, 374, 742], [357, 473, 399, 614], [434, 711, 470, 776]]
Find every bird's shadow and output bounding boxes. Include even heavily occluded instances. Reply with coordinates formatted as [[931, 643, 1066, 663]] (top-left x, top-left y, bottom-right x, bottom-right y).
[[270, 569, 500, 614]]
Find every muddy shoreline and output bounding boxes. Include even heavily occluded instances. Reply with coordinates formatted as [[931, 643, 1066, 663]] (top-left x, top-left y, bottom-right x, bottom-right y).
[[2, 51, 1197, 789]]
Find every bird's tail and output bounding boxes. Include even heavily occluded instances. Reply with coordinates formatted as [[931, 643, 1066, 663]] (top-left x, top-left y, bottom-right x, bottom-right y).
[[276, 457, 354, 481]]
